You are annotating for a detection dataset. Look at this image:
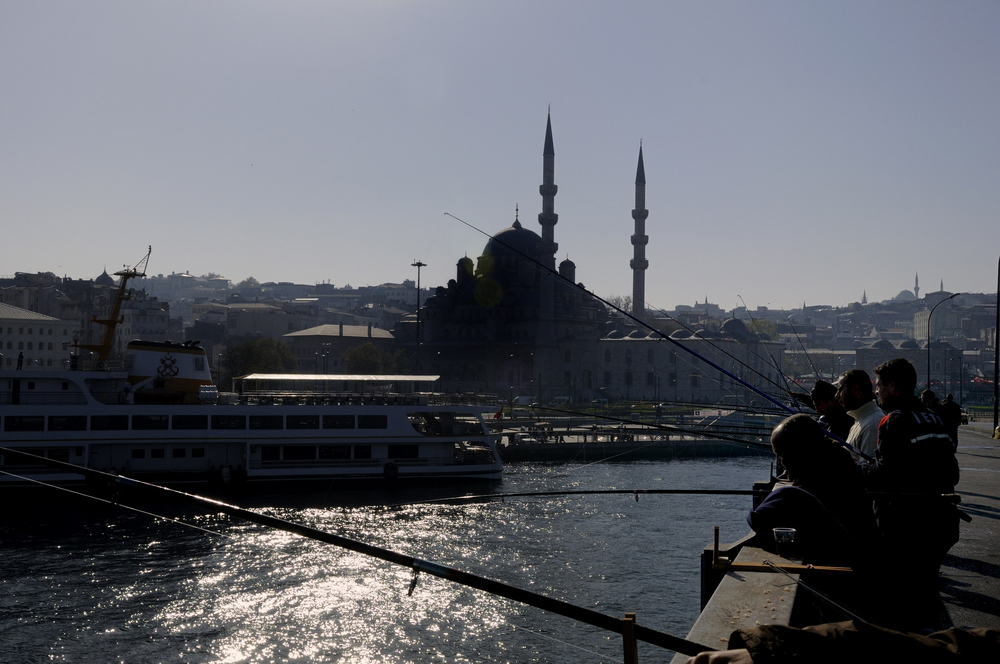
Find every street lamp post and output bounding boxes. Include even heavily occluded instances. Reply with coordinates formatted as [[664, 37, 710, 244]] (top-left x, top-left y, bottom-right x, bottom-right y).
[[412, 260, 426, 370], [926, 292, 960, 390]]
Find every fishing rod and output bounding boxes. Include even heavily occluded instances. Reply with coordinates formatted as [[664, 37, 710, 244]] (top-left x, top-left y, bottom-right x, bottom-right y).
[[0, 447, 716, 657], [449, 211, 873, 461]]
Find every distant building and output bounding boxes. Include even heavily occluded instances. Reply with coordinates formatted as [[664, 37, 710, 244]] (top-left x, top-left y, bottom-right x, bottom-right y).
[[0, 302, 76, 369], [284, 324, 394, 373]]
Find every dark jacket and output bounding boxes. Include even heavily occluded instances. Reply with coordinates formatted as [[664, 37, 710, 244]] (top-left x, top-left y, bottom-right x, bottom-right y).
[[864, 397, 959, 553], [748, 450, 875, 566]]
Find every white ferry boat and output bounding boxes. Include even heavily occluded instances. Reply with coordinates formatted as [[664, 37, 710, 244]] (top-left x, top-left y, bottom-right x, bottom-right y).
[[0, 253, 502, 487]]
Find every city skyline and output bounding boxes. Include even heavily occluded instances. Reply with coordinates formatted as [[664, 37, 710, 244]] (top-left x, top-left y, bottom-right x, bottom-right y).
[[2, 2, 999, 312]]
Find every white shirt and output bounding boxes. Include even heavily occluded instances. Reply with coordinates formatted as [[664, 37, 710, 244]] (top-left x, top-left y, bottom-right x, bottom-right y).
[[847, 399, 884, 461]]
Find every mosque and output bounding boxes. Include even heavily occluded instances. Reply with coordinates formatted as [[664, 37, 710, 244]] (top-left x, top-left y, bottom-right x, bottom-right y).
[[397, 114, 781, 406]]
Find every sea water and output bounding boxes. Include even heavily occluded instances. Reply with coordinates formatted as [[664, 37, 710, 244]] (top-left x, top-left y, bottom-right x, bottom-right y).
[[0, 457, 770, 663]]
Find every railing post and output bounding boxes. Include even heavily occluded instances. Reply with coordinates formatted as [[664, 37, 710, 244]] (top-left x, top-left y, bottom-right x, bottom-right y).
[[622, 611, 638, 664]]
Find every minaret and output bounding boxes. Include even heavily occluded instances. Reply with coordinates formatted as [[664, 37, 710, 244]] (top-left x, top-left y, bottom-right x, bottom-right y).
[[536, 111, 558, 400], [538, 111, 558, 254], [630, 144, 648, 320], [914, 273, 920, 300]]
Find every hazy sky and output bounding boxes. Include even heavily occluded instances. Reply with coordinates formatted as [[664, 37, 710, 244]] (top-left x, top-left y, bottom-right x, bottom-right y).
[[3, 2, 999, 311]]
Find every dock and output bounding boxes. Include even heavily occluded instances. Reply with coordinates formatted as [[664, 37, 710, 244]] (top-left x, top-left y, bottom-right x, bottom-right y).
[[669, 422, 1000, 662]]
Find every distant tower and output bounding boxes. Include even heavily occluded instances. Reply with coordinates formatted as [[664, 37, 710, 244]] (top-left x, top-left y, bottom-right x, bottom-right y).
[[862, 290, 867, 305], [630, 144, 648, 320], [940, 278, 944, 292], [914, 273, 920, 300]]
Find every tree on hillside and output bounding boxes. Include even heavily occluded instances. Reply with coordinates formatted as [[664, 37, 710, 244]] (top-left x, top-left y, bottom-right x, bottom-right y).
[[342, 342, 411, 374], [748, 319, 779, 341], [223, 337, 296, 385]]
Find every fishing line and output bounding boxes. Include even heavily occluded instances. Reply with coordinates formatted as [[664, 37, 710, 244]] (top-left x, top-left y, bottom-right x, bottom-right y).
[[784, 316, 822, 380], [394, 488, 765, 508]]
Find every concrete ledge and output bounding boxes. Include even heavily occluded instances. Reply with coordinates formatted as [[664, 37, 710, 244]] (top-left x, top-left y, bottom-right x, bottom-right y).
[[670, 545, 800, 663]]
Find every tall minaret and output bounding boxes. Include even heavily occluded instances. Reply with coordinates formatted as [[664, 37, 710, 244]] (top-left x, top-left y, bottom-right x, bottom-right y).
[[914, 273, 920, 300], [538, 111, 558, 255], [536, 111, 558, 400], [630, 144, 648, 319]]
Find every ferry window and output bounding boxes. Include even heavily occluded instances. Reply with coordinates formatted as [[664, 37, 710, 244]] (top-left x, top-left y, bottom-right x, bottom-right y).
[[91, 415, 129, 430], [151, 449, 165, 459], [212, 415, 246, 430], [191, 448, 205, 458], [358, 415, 387, 429], [131, 449, 146, 459], [172, 448, 186, 458], [27, 382, 35, 390], [353, 445, 372, 459], [250, 415, 284, 430], [133, 415, 169, 430], [286, 415, 319, 430], [62, 382, 69, 391], [322, 415, 355, 429], [388, 444, 419, 459], [194, 357, 204, 371], [172, 415, 208, 430], [261, 446, 280, 461], [47, 448, 70, 463], [283, 446, 317, 461], [48, 416, 87, 431], [319, 445, 350, 460], [4, 416, 45, 432]]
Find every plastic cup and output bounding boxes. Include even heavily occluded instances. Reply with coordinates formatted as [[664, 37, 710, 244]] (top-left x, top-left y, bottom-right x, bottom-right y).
[[772, 527, 797, 559]]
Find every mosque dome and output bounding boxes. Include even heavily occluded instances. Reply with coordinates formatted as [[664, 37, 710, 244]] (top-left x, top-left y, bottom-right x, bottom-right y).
[[893, 289, 916, 301], [482, 219, 543, 262], [898, 339, 920, 350], [95, 270, 115, 287], [867, 339, 896, 350]]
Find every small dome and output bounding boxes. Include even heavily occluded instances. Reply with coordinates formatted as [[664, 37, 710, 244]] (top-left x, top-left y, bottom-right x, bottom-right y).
[[627, 329, 645, 338], [670, 329, 692, 339], [867, 339, 896, 350], [898, 339, 920, 350], [893, 289, 916, 301], [559, 258, 576, 269], [720, 317, 752, 342]]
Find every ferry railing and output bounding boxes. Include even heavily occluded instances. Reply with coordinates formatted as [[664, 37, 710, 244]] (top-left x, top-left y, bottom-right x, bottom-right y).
[[0, 392, 89, 406]]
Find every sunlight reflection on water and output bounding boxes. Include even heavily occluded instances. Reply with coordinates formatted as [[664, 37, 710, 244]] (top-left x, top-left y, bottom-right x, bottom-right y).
[[0, 458, 769, 663]]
